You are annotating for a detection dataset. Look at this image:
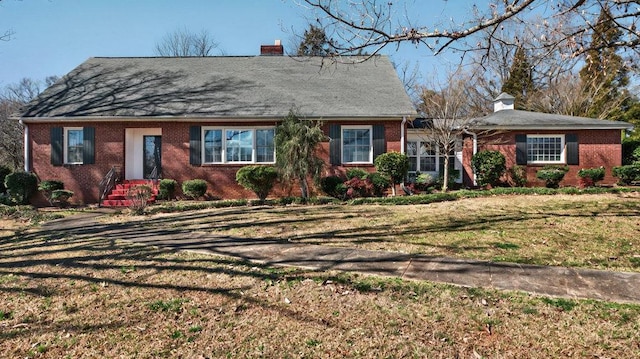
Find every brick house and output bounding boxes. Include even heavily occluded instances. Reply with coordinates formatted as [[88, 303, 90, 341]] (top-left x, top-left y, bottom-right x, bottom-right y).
[[18, 45, 416, 205], [406, 93, 633, 187]]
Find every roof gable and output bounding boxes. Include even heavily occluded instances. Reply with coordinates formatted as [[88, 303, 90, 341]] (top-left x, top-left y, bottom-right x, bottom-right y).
[[21, 56, 416, 120]]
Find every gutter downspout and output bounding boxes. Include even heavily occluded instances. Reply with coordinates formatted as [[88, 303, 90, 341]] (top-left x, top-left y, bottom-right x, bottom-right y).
[[462, 127, 477, 186], [400, 116, 407, 154], [20, 119, 29, 172]]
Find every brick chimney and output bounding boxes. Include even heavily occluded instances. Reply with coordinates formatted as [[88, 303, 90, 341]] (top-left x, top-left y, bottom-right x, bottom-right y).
[[493, 92, 515, 112], [260, 39, 284, 56]]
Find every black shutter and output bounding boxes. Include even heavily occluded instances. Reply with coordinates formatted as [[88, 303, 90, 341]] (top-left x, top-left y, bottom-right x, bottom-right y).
[[515, 134, 527, 165], [51, 127, 63, 166], [189, 126, 202, 165], [329, 124, 341, 165], [372, 124, 385, 160], [566, 134, 579, 165], [83, 127, 95, 164]]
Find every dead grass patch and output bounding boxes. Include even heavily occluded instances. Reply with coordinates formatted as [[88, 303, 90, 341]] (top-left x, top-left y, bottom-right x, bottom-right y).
[[110, 193, 640, 271], [1, 229, 639, 358]]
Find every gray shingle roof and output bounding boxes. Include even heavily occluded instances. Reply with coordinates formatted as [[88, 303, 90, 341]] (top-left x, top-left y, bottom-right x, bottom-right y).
[[20, 56, 416, 120], [471, 109, 633, 130]]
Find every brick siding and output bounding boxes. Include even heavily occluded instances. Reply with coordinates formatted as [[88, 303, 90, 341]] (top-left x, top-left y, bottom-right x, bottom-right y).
[[462, 130, 624, 187], [27, 119, 402, 205]]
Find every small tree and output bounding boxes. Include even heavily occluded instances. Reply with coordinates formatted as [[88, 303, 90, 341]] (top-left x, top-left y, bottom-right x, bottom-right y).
[[374, 152, 409, 196], [275, 111, 326, 199], [471, 150, 506, 188], [236, 166, 278, 204]]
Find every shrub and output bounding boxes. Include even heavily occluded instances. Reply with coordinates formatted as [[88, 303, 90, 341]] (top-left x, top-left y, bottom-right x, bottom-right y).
[[509, 165, 527, 187], [4, 172, 38, 205], [346, 168, 368, 180], [343, 177, 374, 199], [38, 180, 65, 206], [127, 185, 152, 214], [51, 190, 74, 207], [536, 165, 569, 188], [182, 179, 208, 199], [577, 167, 606, 188], [0, 165, 11, 194], [612, 164, 640, 185], [365, 172, 390, 196], [320, 175, 346, 198], [235, 165, 278, 203], [622, 139, 640, 165], [158, 179, 178, 200], [374, 152, 410, 196], [471, 150, 506, 187], [435, 169, 460, 190]]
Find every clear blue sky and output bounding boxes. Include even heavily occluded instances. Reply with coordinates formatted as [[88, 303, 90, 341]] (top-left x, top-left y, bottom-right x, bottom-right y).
[[0, 0, 474, 87]]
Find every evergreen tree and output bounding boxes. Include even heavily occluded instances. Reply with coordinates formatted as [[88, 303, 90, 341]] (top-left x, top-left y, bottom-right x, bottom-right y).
[[578, 6, 629, 120], [297, 25, 331, 56], [501, 46, 535, 110], [274, 111, 326, 199]]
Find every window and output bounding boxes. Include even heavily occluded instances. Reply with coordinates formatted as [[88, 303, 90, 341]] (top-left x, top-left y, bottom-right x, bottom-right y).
[[65, 128, 84, 164], [526, 135, 564, 164], [201, 127, 275, 164], [406, 138, 462, 182], [342, 126, 372, 164], [407, 141, 436, 173]]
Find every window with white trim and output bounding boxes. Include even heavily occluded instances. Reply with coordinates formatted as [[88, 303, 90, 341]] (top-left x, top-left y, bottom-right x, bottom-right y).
[[65, 127, 84, 164], [202, 127, 275, 164], [527, 135, 564, 164], [342, 126, 372, 164]]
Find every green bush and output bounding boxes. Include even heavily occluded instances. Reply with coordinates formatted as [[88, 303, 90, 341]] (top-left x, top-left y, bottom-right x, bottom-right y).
[[471, 150, 506, 187], [51, 190, 74, 207], [38, 180, 65, 206], [435, 169, 460, 190], [365, 172, 391, 196], [622, 139, 640, 165], [4, 172, 38, 205], [320, 175, 346, 198], [536, 165, 569, 188], [577, 167, 606, 187], [182, 179, 208, 199], [509, 165, 527, 187], [0, 165, 11, 194], [612, 164, 640, 185], [346, 168, 368, 180], [235, 165, 278, 203], [158, 179, 177, 200], [374, 152, 409, 196]]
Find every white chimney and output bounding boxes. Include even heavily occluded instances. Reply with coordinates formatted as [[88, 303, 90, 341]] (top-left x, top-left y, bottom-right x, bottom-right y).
[[493, 92, 515, 112]]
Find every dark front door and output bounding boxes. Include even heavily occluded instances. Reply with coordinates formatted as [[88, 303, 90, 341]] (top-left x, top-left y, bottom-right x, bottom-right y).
[[143, 135, 162, 179]]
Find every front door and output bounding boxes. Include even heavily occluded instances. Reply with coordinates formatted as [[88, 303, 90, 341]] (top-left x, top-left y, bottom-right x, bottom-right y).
[[143, 135, 161, 179]]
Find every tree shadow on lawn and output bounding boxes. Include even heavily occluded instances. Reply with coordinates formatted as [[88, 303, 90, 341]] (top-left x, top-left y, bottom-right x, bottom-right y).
[[0, 219, 361, 343]]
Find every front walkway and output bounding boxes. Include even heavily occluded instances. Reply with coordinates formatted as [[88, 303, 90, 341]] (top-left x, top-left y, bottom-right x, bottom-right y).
[[41, 210, 640, 304]]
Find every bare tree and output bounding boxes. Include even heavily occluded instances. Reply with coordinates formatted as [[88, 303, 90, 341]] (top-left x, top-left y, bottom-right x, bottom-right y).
[[154, 28, 220, 57], [0, 77, 57, 169], [299, 0, 640, 62], [415, 70, 484, 191]]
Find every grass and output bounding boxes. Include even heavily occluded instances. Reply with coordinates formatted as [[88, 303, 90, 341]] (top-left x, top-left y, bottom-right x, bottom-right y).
[[0, 193, 639, 357], [104, 192, 640, 272]]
